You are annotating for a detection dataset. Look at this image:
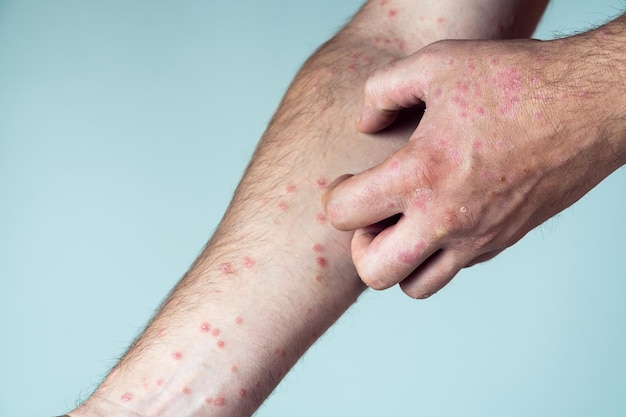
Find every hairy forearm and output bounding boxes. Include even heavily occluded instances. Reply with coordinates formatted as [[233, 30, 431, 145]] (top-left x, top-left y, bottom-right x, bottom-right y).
[[66, 2, 548, 416]]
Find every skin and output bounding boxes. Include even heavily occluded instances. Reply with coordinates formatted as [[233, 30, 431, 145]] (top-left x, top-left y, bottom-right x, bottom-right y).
[[324, 13, 626, 299], [60, 1, 548, 416]]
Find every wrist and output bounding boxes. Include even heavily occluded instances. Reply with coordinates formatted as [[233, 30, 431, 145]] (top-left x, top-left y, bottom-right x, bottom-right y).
[[567, 15, 626, 166]]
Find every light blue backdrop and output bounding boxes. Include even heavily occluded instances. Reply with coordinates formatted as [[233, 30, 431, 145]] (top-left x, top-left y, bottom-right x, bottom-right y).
[[1, 1, 625, 416]]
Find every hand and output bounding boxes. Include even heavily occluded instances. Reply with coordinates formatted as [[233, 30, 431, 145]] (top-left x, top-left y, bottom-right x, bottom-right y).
[[324, 37, 625, 298]]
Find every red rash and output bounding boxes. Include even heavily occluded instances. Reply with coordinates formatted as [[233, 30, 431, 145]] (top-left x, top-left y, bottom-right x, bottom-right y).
[[278, 201, 288, 211], [397, 240, 427, 264], [219, 263, 233, 274], [286, 184, 296, 193], [235, 316, 243, 325], [315, 214, 327, 225], [239, 389, 248, 398], [172, 351, 182, 360], [182, 387, 192, 395], [312, 243, 323, 252], [217, 340, 225, 348], [231, 365, 239, 373], [274, 348, 287, 357], [242, 256, 255, 268], [315, 274, 323, 283], [316, 179, 327, 188], [200, 322, 211, 333], [316, 257, 328, 268], [205, 397, 213, 405], [211, 328, 221, 337], [120, 393, 133, 402], [214, 397, 226, 406], [388, 9, 397, 17]]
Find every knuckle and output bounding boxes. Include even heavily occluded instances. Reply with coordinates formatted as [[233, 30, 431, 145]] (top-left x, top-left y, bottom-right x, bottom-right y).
[[441, 206, 478, 235], [399, 152, 439, 209]]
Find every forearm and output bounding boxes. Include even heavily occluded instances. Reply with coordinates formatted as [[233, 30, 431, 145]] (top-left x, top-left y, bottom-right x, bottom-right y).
[[67, 2, 548, 417]]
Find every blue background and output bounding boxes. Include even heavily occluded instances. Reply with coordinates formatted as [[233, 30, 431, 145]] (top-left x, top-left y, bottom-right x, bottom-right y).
[[1, 1, 625, 416]]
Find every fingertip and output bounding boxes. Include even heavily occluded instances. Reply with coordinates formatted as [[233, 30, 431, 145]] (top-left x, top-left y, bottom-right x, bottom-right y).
[[322, 174, 354, 230]]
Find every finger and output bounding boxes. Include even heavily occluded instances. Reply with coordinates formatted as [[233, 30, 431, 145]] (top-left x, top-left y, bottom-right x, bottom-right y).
[[324, 154, 409, 231], [351, 214, 440, 290], [399, 249, 468, 299], [356, 55, 429, 134]]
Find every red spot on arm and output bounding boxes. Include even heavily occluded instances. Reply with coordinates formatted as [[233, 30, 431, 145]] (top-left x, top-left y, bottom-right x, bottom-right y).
[[231, 365, 239, 373], [437, 17, 445, 24], [120, 392, 133, 402], [388, 9, 396, 17], [312, 243, 323, 253], [217, 340, 225, 348], [172, 351, 182, 360], [316, 257, 327, 268], [315, 214, 327, 225], [235, 316, 243, 325], [286, 184, 296, 193], [211, 328, 221, 337], [242, 256, 255, 268], [205, 397, 213, 405], [183, 387, 192, 395], [316, 179, 327, 189], [239, 388, 248, 398], [200, 322, 211, 333], [219, 263, 233, 274], [274, 347, 287, 357], [278, 201, 288, 211], [214, 397, 226, 406]]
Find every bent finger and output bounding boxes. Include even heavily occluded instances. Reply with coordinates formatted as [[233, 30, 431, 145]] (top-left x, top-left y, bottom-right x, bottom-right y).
[[399, 249, 468, 299], [324, 154, 411, 231], [352, 214, 439, 291], [357, 55, 430, 134]]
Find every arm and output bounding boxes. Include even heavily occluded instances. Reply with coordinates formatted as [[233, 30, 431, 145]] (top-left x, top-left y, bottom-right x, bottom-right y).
[[324, 13, 626, 299], [65, 1, 549, 416]]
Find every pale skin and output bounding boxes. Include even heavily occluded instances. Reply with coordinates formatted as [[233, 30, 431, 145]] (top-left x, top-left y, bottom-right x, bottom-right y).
[[60, 1, 548, 416], [324, 12, 626, 299]]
